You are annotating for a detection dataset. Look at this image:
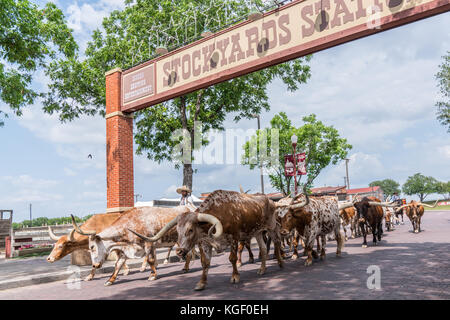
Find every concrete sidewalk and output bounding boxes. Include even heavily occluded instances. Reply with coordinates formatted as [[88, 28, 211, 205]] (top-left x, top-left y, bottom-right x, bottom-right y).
[[0, 247, 179, 291]]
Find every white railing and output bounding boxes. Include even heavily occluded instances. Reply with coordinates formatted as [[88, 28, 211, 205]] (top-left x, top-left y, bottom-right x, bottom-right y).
[[10, 224, 73, 257]]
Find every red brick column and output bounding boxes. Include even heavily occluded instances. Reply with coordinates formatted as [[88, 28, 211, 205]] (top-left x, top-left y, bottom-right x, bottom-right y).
[[105, 68, 134, 213]]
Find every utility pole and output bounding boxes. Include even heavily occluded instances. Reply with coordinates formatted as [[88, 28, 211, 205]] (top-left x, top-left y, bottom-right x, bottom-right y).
[[344, 158, 350, 189], [252, 114, 264, 194], [134, 194, 142, 203], [29, 203, 32, 223]]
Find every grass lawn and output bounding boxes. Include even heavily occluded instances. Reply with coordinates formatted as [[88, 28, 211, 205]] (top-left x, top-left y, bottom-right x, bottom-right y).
[[425, 204, 450, 211], [10, 251, 51, 259]]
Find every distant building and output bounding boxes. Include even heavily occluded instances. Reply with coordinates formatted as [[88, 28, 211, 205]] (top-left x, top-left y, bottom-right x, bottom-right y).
[[310, 186, 347, 200], [346, 186, 385, 201], [135, 194, 203, 208]]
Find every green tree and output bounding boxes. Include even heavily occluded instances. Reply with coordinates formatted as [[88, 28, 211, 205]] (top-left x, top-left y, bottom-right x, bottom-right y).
[[402, 173, 439, 202], [43, 0, 311, 190], [369, 179, 401, 197], [435, 51, 449, 132], [12, 215, 88, 229], [242, 112, 352, 196], [435, 181, 450, 199], [0, 0, 77, 126]]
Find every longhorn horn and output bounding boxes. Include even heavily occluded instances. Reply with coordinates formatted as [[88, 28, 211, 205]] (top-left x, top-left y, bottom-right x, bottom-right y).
[[239, 185, 244, 193], [71, 215, 96, 236], [352, 193, 360, 203], [129, 217, 178, 242], [197, 213, 223, 239], [290, 192, 303, 205], [290, 185, 310, 210], [368, 201, 398, 207], [395, 204, 409, 212], [68, 229, 76, 242], [48, 226, 61, 241], [418, 200, 439, 208], [339, 202, 354, 210]]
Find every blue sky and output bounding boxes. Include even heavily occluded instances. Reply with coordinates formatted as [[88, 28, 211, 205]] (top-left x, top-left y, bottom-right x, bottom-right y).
[[0, 1, 449, 222]]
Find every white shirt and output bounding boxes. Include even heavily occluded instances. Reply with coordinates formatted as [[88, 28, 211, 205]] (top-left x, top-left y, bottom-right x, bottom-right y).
[[180, 195, 194, 207]]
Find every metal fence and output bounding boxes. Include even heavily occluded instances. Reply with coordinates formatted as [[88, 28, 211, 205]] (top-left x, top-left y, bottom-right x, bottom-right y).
[[0, 210, 13, 251], [8, 224, 72, 258]]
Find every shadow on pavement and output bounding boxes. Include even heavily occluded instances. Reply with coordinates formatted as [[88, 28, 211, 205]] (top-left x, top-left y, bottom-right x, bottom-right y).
[[100, 240, 450, 300]]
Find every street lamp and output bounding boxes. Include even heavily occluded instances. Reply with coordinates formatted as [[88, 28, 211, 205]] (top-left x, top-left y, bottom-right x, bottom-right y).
[[155, 46, 168, 55], [252, 114, 264, 194], [344, 158, 350, 189], [201, 29, 213, 38], [291, 134, 298, 196]]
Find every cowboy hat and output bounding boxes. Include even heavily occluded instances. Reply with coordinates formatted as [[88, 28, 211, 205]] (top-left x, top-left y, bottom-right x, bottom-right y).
[[176, 185, 191, 194]]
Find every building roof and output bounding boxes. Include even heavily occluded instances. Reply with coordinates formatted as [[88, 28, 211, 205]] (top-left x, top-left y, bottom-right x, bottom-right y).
[[347, 186, 381, 194], [310, 186, 346, 195]]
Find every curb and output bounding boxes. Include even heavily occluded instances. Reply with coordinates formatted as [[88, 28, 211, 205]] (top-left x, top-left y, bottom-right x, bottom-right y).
[[0, 241, 259, 291], [0, 255, 178, 291]]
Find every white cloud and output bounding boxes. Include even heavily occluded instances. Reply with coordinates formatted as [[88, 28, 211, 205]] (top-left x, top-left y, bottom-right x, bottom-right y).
[[67, 2, 108, 33], [437, 145, 450, 160], [13, 104, 106, 171], [403, 137, 418, 149], [163, 185, 178, 197], [0, 175, 62, 203], [314, 152, 384, 189], [64, 168, 77, 176]]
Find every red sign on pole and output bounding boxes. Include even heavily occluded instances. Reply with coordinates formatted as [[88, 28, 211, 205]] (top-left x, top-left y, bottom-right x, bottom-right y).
[[284, 153, 306, 177]]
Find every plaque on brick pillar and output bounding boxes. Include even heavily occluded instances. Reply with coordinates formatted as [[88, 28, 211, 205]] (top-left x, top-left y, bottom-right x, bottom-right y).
[[71, 249, 92, 266]]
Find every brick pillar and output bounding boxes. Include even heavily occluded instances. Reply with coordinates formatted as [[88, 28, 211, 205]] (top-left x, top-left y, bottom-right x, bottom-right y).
[[105, 68, 134, 213]]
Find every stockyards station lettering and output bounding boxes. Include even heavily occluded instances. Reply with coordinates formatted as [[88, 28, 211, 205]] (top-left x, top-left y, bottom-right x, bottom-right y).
[[121, 0, 449, 112]]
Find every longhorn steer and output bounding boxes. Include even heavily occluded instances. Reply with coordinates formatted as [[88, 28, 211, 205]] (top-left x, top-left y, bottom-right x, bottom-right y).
[[384, 207, 395, 231], [395, 200, 437, 233], [47, 213, 142, 281], [339, 206, 357, 240], [72, 206, 195, 286], [275, 192, 345, 266], [131, 190, 284, 291], [346, 197, 396, 248]]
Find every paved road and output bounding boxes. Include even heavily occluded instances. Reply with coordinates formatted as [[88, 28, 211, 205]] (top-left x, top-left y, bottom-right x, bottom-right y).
[[1, 211, 449, 300], [0, 246, 174, 284]]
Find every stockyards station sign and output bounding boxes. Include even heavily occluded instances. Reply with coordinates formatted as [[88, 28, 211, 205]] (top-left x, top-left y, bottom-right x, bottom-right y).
[[121, 0, 449, 112]]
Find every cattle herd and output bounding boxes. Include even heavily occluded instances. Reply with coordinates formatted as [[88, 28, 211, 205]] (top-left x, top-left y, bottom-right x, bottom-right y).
[[46, 189, 438, 291]]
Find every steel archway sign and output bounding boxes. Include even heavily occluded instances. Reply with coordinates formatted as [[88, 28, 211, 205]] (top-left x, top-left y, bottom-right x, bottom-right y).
[[119, 0, 449, 113]]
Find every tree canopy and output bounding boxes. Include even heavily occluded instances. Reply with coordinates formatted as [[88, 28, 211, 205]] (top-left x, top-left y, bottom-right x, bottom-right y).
[[0, 0, 77, 126], [435, 180, 450, 199], [402, 173, 439, 202], [12, 214, 90, 229], [369, 179, 401, 197], [242, 112, 352, 195], [435, 51, 449, 132], [43, 0, 312, 189]]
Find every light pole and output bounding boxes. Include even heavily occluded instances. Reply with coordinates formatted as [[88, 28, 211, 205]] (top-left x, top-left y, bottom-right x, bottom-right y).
[[344, 158, 350, 189], [291, 134, 298, 196], [134, 194, 142, 203], [252, 114, 264, 194]]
